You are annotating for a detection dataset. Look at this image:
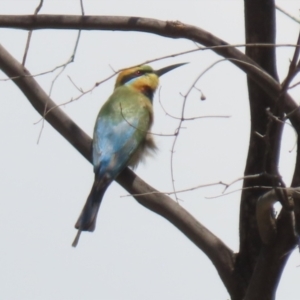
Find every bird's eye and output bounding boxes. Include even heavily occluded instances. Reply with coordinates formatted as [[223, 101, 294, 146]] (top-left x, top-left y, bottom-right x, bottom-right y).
[[135, 70, 142, 76]]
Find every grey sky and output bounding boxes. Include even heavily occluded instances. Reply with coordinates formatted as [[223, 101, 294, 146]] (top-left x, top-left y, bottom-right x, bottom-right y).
[[0, 1, 299, 299]]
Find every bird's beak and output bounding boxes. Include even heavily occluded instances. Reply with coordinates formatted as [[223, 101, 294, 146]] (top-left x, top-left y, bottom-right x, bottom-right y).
[[155, 63, 188, 77]]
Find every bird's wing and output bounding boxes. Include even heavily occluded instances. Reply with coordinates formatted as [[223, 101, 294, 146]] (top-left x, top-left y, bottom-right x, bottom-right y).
[[93, 91, 151, 179]]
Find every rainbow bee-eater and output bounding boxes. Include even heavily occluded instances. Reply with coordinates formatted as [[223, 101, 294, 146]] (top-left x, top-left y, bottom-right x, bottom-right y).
[[72, 63, 186, 247]]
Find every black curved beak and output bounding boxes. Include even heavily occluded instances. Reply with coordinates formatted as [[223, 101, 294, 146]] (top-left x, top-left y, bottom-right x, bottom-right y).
[[155, 63, 188, 77]]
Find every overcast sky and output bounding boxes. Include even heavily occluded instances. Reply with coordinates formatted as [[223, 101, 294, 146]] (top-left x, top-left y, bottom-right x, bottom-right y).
[[0, 1, 300, 299]]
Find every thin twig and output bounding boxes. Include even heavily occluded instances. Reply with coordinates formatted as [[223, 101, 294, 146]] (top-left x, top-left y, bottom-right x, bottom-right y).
[[22, 0, 44, 66], [222, 173, 265, 193], [121, 181, 225, 198], [158, 88, 229, 121], [80, 0, 85, 16], [0, 61, 76, 81], [206, 185, 287, 199], [67, 75, 84, 92], [37, 29, 83, 143], [288, 81, 300, 90], [281, 31, 300, 92], [169, 58, 245, 201], [276, 5, 300, 24]]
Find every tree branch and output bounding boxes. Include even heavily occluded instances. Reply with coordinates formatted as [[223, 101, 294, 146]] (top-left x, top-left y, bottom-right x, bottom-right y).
[[238, 0, 281, 287], [242, 1, 298, 299]]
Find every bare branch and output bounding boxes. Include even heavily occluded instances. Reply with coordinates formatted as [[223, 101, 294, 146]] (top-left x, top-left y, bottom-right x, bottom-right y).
[[79, 0, 85, 16], [276, 4, 300, 24], [281, 31, 300, 92], [288, 80, 300, 90], [22, 0, 44, 66], [37, 29, 82, 143], [207, 186, 277, 200], [122, 181, 225, 198]]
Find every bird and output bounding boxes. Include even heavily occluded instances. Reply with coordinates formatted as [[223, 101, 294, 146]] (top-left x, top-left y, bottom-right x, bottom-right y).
[[72, 62, 187, 247]]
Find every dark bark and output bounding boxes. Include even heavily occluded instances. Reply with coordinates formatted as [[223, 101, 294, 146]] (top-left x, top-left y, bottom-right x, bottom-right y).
[[240, 1, 299, 299], [239, 0, 280, 285]]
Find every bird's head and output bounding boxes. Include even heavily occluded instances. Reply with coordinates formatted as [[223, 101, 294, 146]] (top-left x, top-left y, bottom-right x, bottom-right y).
[[115, 63, 187, 99]]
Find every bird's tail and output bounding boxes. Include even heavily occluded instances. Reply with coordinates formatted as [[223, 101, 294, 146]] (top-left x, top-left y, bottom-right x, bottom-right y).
[[72, 180, 108, 247]]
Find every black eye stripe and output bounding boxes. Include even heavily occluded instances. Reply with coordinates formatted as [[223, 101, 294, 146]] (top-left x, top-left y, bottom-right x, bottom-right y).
[[120, 70, 152, 85]]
